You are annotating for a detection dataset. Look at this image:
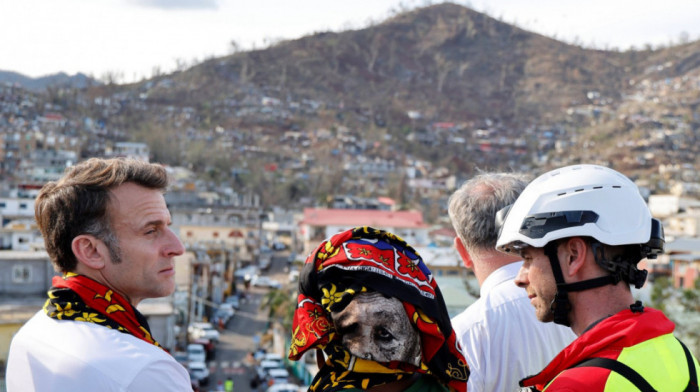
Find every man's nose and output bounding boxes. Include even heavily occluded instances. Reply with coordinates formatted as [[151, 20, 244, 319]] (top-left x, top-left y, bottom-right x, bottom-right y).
[[514, 265, 529, 288], [164, 228, 185, 256]]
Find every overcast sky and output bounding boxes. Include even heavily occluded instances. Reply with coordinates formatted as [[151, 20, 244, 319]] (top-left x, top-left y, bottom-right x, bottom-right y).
[[2, 0, 699, 82]]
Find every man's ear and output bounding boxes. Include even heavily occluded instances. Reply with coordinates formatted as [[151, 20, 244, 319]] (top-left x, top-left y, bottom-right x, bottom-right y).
[[454, 237, 474, 269], [71, 235, 107, 270], [562, 237, 588, 277]]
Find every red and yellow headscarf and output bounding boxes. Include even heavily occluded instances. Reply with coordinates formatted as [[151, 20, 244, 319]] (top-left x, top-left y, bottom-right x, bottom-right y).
[[288, 227, 469, 391]]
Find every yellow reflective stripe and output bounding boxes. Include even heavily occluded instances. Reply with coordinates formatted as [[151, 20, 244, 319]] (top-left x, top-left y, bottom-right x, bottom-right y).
[[606, 333, 691, 391]]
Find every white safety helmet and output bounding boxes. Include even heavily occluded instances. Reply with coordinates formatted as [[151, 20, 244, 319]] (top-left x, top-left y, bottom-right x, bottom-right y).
[[495, 164, 663, 326], [496, 164, 662, 257]]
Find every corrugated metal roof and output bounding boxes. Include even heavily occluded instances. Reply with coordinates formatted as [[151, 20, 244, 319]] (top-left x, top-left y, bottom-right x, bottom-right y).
[[665, 237, 700, 253], [301, 208, 427, 228]]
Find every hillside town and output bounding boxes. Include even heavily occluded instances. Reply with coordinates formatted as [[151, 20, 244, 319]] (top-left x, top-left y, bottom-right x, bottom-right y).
[[2, 6, 700, 390], [1, 66, 700, 388]]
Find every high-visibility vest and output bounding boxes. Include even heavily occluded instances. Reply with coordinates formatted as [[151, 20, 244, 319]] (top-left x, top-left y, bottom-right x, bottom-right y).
[[544, 334, 699, 391], [224, 379, 234, 392]]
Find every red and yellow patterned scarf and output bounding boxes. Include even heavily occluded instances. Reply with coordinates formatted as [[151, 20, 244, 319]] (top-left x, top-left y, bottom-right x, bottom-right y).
[[289, 227, 469, 391], [44, 272, 163, 349]]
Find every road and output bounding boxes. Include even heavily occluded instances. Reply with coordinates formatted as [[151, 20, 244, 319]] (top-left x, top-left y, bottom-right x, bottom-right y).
[[203, 252, 294, 392]]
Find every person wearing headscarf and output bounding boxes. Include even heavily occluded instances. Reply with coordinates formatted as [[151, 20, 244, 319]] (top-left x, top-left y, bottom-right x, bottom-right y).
[[288, 226, 469, 392]]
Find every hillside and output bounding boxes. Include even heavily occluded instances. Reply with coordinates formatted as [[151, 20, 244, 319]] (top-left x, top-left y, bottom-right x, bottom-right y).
[[2, 3, 699, 213], [146, 3, 643, 127]]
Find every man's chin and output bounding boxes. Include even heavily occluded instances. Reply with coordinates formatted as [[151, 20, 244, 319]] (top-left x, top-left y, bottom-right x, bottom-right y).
[[537, 309, 555, 323], [154, 280, 176, 298]]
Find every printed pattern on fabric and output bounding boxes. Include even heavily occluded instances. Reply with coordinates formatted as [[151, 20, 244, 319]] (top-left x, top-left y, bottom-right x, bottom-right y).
[[288, 226, 469, 392], [43, 273, 163, 349]]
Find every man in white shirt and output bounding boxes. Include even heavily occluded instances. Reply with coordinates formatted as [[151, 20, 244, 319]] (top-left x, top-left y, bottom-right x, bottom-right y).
[[447, 172, 576, 392], [7, 158, 192, 391]]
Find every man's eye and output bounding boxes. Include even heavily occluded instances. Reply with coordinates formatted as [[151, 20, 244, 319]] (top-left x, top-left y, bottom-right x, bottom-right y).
[[375, 327, 394, 342]]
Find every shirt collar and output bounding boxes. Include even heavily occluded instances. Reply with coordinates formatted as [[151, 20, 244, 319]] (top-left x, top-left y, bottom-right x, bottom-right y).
[[480, 261, 523, 296]]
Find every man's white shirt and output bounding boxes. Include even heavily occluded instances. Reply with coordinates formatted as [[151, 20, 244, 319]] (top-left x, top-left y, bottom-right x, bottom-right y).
[[7, 310, 192, 392], [451, 262, 576, 392]]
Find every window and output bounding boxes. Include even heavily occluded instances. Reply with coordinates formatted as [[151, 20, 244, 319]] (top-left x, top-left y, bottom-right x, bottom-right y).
[[19, 203, 28, 209], [0, 202, 6, 208], [12, 264, 32, 283]]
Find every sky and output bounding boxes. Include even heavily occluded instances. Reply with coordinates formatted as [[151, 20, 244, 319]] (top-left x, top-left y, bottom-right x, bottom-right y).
[[2, 0, 700, 82]]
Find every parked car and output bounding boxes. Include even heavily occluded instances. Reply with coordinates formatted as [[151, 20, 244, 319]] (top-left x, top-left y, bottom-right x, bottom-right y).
[[265, 384, 300, 392], [267, 368, 290, 385], [256, 359, 284, 381], [259, 254, 272, 271], [251, 276, 282, 289], [235, 265, 259, 283], [188, 322, 220, 342], [173, 351, 189, 367], [262, 353, 284, 368], [213, 302, 235, 326], [217, 303, 235, 321], [190, 338, 215, 360], [271, 241, 287, 251], [188, 360, 210, 386], [224, 294, 241, 309], [186, 343, 206, 363]]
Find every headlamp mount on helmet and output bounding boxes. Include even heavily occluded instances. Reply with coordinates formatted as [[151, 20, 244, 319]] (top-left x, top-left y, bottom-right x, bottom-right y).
[[640, 218, 665, 260], [519, 210, 599, 239]]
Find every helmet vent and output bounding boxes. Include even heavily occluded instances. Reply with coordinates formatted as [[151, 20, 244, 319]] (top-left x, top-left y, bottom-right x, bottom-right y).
[[557, 185, 615, 197]]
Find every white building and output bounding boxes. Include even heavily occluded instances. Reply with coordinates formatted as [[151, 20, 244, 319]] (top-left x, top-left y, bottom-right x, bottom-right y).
[[109, 142, 150, 162]]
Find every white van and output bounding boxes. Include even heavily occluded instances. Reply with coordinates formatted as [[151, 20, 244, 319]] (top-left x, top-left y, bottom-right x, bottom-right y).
[[257, 359, 283, 380], [186, 343, 206, 363], [267, 368, 290, 384]]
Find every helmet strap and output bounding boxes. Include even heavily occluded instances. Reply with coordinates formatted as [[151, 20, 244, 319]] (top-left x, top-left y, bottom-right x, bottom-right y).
[[590, 242, 648, 289], [544, 242, 573, 326], [544, 239, 636, 327]]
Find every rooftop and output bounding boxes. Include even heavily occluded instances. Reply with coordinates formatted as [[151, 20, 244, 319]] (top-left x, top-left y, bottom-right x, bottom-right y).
[[301, 208, 428, 229]]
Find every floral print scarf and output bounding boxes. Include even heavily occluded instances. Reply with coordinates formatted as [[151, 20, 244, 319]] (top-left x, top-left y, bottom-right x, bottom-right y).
[[43, 272, 163, 349]]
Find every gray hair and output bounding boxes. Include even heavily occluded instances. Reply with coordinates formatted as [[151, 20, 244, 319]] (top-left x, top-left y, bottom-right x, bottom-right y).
[[448, 172, 530, 256]]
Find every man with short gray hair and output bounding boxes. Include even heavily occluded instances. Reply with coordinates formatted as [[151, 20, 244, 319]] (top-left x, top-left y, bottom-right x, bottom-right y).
[[448, 172, 575, 392]]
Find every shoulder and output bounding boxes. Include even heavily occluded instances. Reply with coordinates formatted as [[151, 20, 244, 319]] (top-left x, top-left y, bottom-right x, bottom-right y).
[[450, 299, 485, 331], [9, 312, 188, 390]]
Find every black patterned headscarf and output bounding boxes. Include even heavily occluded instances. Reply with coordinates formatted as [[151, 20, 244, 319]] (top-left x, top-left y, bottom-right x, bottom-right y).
[[288, 227, 469, 391]]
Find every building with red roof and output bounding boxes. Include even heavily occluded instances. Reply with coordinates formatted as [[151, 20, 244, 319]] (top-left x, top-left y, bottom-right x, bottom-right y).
[[300, 208, 430, 255]]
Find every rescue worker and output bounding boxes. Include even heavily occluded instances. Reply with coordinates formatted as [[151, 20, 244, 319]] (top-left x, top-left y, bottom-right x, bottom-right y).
[[224, 377, 234, 392], [496, 164, 699, 391]]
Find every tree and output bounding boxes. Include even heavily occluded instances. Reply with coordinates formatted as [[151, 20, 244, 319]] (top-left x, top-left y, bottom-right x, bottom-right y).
[[678, 279, 700, 354], [648, 276, 673, 312], [229, 39, 241, 54], [649, 276, 700, 355], [100, 70, 124, 85], [261, 287, 295, 331], [434, 53, 453, 93]]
